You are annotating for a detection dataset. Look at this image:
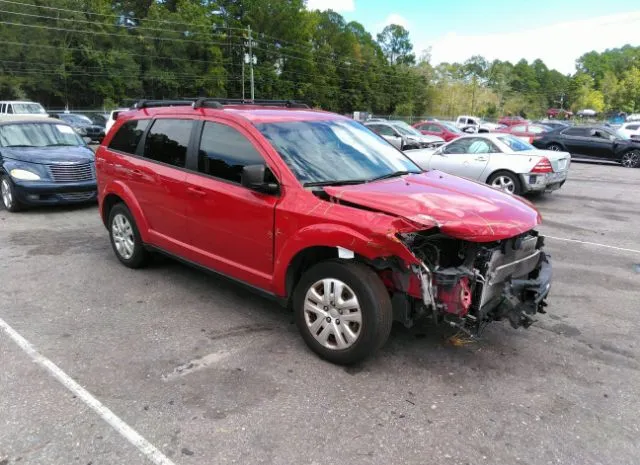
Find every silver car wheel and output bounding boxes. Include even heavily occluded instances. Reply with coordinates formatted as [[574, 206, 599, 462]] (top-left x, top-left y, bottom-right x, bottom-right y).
[[621, 151, 640, 168], [111, 213, 135, 260], [303, 278, 362, 350], [548, 145, 561, 151], [491, 176, 516, 193], [1, 179, 13, 209]]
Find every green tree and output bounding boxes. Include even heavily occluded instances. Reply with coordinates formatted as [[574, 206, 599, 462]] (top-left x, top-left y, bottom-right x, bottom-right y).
[[376, 24, 415, 66]]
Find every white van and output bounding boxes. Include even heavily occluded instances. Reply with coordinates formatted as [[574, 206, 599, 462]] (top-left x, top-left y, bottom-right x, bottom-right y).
[[0, 101, 48, 118]]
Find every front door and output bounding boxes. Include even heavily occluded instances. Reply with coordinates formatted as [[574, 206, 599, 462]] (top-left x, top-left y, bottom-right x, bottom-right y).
[[183, 120, 278, 290], [585, 129, 616, 160], [430, 137, 492, 180]]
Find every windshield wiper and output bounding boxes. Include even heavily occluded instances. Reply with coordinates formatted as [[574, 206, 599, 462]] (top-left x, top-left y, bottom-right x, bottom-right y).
[[45, 143, 78, 147], [303, 179, 369, 187], [4, 144, 35, 148], [369, 170, 415, 182]]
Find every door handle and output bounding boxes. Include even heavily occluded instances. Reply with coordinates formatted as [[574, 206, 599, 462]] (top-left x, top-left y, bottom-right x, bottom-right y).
[[475, 156, 488, 162], [187, 186, 206, 197], [130, 169, 143, 178]]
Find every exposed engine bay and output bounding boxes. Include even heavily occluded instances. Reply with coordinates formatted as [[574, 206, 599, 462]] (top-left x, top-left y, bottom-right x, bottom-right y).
[[391, 230, 552, 335]]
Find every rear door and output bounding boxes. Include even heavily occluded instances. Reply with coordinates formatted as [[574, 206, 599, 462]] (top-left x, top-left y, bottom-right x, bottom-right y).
[[134, 118, 193, 250], [183, 120, 278, 289], [559, 127, 590, 156]]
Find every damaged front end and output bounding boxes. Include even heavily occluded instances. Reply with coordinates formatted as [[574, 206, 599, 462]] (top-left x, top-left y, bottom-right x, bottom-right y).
[[393, 230, 552, 336]]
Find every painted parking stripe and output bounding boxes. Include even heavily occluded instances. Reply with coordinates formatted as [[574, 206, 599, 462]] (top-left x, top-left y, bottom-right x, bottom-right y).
[[0, 316, 177, 465], [545, 235, 640, 254]]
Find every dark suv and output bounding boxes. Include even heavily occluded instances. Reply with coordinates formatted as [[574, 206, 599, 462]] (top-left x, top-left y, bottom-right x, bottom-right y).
[[96, 99, 553, 364]]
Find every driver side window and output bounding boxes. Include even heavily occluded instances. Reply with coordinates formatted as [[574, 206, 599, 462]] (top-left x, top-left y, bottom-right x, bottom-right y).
[[443, 139, 471, 154], [376, 125, 397, 137]]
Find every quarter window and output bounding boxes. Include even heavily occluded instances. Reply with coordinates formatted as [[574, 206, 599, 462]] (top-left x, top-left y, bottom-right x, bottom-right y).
[[108, 119, 150, 155], [144, 119, 193, 168], [197, 122, 265, 183]]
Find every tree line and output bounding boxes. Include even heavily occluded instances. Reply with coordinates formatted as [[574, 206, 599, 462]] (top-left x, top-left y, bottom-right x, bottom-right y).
[[1, 0, 639, 118]]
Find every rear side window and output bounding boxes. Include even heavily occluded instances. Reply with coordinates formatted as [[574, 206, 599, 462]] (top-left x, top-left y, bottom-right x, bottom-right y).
[[108, 119, 150, 155], [626, 124, 640, 130], [197, 122, 265, 183], [144, 119, 193, 168], [562, 127, 586, 136], [6, 104, 13, 114]]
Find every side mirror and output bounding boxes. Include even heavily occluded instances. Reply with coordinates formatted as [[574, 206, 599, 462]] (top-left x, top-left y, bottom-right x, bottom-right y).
[[83, 136, 92, 144], [463, 127, 475, 134], [241, 164, 279, 195]]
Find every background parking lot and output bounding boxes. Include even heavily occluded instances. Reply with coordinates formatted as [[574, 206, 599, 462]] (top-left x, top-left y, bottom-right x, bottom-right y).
[[1, 162, 639, 465]]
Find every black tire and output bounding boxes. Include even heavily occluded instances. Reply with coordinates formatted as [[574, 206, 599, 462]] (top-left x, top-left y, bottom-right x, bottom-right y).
[[0, 175, 22, 212], [486, 170, 523, 195], [107, 203, 149, 268], [547, 143, 563, 152], [620, 150, 640, 168], [293, 260, 393, 365]]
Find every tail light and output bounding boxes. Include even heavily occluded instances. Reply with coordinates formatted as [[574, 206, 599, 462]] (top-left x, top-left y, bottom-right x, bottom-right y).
[[531, 157, 553, 173]]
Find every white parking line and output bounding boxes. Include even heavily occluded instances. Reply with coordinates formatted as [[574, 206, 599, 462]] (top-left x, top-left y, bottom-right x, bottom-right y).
[[545, 235, 640, 254], [0, 317, 176, 465]]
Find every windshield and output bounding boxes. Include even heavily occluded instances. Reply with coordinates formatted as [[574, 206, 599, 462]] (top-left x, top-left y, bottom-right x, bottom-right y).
[[12, 103, 46, 114], [496, 135, 535, 152], [392, 121, 422, 136], [256, 119, 421, 185], [60, 114, 93, 125], [0, 123, 84, 147], [441, 122, 463, 134]]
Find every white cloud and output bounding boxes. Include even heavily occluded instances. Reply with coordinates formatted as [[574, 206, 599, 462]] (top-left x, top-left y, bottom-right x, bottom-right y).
[[424, 12, 640, 74], [306, 0, 355, 13], [381, 13, 410, 30]]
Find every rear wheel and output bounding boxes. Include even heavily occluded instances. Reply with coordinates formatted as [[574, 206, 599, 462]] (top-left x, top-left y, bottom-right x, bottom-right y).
[[293, 260, 392, 365], [1, 175, 21, 212], [547, 143, 562, 152], [108, 203, 149, 268], [487, 170, 522, 195], [621, 150, 640, 168]]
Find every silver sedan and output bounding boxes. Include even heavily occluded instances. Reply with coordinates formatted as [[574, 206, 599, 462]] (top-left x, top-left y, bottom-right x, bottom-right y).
[[404, 133, 571, 195]]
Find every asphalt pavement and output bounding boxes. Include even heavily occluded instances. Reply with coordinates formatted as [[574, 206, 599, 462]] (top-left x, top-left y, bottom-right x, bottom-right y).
[[1, 161, 639, 465]]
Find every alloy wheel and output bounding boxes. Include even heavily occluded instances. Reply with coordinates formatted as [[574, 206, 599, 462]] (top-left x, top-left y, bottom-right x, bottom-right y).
[[1, 179, 13, 209], [111, 213, 135, 259], [548, 145, 561, 151], [621, 151, 640, 168], [303, 278, 362, 350], [491, 175, 516, 193]]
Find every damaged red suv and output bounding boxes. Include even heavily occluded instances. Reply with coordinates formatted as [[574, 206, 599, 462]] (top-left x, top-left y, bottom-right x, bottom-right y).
[[96, 99, 552, 365]]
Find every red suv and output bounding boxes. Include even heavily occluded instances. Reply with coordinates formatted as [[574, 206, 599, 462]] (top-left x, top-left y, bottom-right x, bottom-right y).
[[96, 99, 553, 365]]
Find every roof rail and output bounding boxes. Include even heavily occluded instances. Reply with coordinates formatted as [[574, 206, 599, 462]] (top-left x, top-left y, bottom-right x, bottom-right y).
[[132, 99, 194, 109], [132, 98, 311, 110]]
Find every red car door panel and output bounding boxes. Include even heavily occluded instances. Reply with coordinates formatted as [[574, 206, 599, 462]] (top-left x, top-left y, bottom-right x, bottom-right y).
[[183, 120, 278, 290], [136, 118, 194, 252]]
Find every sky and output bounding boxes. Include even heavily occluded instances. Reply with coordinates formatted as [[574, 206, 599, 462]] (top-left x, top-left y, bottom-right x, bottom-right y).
[[305, 0, 640, 74]]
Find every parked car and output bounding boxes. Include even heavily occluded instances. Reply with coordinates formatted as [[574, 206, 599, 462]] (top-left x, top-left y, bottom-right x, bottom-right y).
[[412, 120, 463, 142], [364, 120, 444, 150], [96, 99, 553, 365], [0, 101, 48, 118], [498, 116, 527, 127], [405, 133, 570, 195], [455, 115, 502, 133], [0, 116, 97, 211], [617, 122, 640, 140], [87, 113, 109, 128], [51, 113, 106, 143], [105, 108, 129, 134], [532, 125, 640, 168], [495, 123, 552, 144]]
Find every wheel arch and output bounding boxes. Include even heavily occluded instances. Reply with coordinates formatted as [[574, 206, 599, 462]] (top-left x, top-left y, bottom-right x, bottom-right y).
[[100, 182, 150, 242]]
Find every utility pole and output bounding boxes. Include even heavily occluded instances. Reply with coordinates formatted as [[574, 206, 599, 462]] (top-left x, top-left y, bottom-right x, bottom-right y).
[[248, 25, 255, 101], [241, 52, 245, 100]]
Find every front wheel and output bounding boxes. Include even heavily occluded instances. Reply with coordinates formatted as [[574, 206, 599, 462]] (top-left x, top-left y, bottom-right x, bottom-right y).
[[1, 175, 22, 212], [293, 260, 393, 365], [487, 170, 522, 195], [547, 143, 562, 152], [621, 150, 640, 168]]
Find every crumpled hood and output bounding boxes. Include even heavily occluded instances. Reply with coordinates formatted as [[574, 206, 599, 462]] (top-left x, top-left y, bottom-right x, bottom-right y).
[[324, 171, 541, 242], [1, 145, 95, 165]]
